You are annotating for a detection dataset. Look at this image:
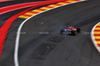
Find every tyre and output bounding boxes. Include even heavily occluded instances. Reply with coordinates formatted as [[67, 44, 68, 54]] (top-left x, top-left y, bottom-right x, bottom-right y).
[[77, 28, 81, 33], [71, 31, 76, 36]]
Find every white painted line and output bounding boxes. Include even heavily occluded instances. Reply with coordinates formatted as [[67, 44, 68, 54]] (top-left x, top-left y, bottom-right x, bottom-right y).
[[91, 22, 100, 53], [14, 0, 86, 66]]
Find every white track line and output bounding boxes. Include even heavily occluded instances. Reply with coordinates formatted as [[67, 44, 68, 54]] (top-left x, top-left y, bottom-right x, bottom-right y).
[[91, 22, 100, 53], [14, 0, 86, 66]]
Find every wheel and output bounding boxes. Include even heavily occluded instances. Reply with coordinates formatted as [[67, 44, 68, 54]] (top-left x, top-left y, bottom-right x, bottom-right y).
[[60, 30, 64, 34], [77, 28, 81, 33], [71, 31, 76, 36]]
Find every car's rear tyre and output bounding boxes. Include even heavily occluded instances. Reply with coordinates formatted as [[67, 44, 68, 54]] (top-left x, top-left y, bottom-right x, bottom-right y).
[[77, 28, 81, 33], [71, 31, 76, 36]]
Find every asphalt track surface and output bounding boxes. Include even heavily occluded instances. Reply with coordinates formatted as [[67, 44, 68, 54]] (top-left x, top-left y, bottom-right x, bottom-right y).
[[1, 0, 100, 66]]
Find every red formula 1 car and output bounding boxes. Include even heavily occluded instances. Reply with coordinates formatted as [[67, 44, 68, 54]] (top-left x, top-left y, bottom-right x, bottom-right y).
[[60, 25, 81, 36]]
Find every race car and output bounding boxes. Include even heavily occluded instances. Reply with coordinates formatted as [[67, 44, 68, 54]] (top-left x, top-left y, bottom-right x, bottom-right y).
[[60, 25, 81, 35]]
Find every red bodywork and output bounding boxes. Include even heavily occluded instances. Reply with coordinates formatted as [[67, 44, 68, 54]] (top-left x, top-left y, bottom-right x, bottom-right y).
[[64, 26, 77, 31]]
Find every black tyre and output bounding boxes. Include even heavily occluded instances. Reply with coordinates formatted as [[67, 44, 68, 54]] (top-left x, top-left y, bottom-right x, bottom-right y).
[[71, 31, 76, 36], [77, 28, 81, 33]]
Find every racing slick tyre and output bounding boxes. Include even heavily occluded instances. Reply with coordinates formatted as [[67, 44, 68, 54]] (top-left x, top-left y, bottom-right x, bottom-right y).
[[77, 28, 81, 33], [60, 30, 64, 34], [71, 30, 76, 36]]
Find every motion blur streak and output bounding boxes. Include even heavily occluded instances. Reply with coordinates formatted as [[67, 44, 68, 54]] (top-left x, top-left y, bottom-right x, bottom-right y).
[[0, 0, 14, 2], [0, 6, 35, 59], [0, 0, 65, 14]]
